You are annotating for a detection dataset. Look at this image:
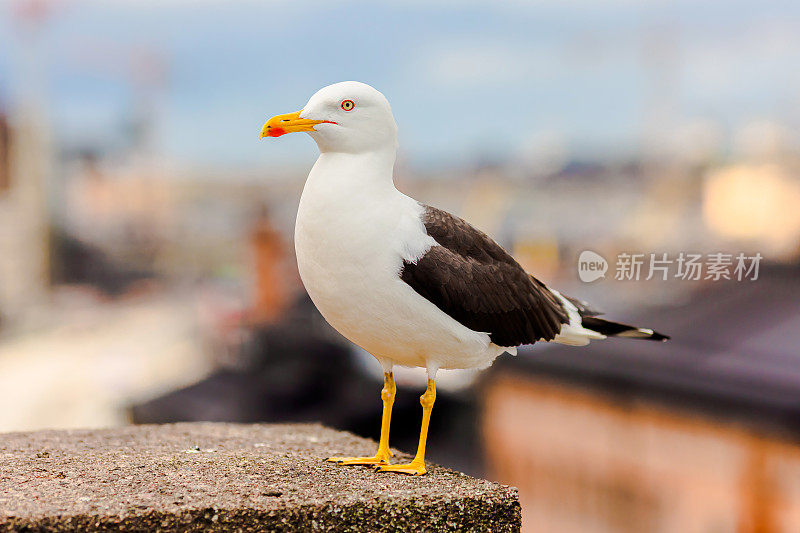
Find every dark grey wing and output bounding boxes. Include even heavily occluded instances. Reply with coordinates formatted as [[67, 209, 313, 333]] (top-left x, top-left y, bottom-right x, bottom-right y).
[[400, 205, 568, 347]]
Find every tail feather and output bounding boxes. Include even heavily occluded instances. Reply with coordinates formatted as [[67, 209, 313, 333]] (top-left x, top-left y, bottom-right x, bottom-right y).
[[580, 316, 670, 342]]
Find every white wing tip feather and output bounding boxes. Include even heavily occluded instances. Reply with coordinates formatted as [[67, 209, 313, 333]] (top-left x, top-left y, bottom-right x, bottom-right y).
[[549, 289, 607, 346]]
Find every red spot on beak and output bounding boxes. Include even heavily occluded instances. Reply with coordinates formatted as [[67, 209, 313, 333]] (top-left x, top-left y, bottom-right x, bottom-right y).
[[267, 127, 286, 137]]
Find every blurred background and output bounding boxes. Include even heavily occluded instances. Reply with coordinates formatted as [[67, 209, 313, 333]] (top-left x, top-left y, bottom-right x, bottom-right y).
[[2, 0, 800, 531]]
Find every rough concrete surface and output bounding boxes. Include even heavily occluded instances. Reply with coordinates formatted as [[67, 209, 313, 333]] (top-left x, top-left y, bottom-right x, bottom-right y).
[[0, 422, 520, 532]]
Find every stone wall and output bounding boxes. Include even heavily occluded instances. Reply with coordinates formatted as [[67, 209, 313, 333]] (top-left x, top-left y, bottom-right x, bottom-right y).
[[0, 422, 520, 532]]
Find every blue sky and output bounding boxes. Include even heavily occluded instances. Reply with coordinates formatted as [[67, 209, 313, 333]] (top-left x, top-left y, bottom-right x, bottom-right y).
[[0, 0, 798, 168]]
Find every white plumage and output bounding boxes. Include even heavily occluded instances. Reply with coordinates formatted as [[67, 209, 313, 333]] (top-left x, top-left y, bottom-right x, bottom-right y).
[[295, 148, 509, 378]]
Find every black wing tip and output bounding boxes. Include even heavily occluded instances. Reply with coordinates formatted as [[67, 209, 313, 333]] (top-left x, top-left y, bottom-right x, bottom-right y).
[[617, 327, 671, 342], [580, 317, 670, 342], [649, 331, 670, 342]]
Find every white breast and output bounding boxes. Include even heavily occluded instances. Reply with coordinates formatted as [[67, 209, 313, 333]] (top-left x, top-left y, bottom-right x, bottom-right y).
[[294, 152, 504, 371]]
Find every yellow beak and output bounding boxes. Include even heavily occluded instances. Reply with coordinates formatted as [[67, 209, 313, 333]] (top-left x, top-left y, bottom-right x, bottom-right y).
[[260, 111, 335, 138]]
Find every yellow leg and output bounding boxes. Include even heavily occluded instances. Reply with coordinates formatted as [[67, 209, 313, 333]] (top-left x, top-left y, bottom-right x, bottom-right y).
[[327, 372, 396, 465], [376, 378, 436, 476]]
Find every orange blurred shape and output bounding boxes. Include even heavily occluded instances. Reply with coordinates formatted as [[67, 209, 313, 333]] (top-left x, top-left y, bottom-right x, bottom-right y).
[[513, 239, 560, 282], [703, 164, 800, 259], [250, 212, 290, 324]]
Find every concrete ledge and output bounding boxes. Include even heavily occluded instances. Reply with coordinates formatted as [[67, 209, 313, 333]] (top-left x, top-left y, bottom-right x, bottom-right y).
[[0, 423, 520, 532]]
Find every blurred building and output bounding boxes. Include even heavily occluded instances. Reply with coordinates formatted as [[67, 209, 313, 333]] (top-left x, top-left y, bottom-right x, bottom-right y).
[[0, 108, 50, 327], [483, 266, 800, 533]]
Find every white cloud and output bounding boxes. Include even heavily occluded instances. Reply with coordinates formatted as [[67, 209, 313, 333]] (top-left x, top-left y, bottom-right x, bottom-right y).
[[421, 41, 555, 88], [680, 18, 800, 95]]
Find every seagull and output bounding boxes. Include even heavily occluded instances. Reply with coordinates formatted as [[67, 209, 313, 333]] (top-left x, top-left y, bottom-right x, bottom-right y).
[[261, 81, 668, 476]]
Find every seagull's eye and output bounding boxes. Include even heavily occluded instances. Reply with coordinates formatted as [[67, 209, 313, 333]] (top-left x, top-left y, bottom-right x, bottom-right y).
[[340, 100, 355, 111]]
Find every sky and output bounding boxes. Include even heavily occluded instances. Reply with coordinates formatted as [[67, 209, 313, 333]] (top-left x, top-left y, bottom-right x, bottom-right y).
[[0, 0, 799, 169]]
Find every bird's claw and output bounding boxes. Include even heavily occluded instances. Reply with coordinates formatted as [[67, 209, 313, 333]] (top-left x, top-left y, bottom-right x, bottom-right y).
[[374, 461, 427, 476], [325, 454, 391, 466]]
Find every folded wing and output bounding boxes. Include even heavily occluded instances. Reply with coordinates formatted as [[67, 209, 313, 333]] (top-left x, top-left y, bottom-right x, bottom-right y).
[[400, 205, 568, 347]]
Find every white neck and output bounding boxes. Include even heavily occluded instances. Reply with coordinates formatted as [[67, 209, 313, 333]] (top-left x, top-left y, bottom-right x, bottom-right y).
[[305, 146, 398, 200]]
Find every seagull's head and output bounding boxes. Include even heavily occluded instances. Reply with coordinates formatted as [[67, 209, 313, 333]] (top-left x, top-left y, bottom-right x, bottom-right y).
[[261, 81, 397, 154]]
